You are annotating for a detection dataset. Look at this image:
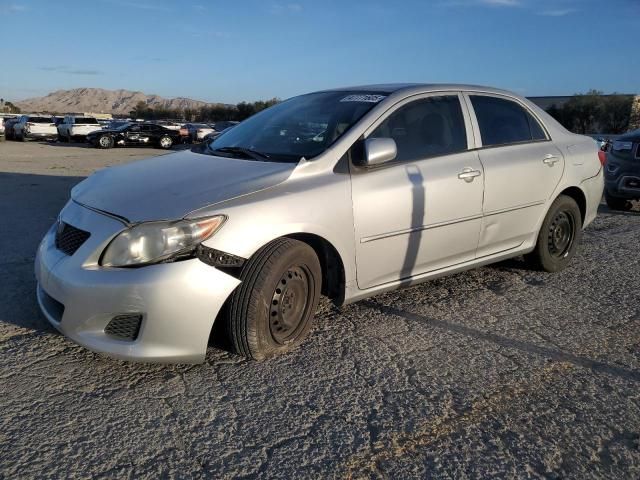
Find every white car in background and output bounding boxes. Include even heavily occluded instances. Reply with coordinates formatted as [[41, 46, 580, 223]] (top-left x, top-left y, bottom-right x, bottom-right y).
[[13, 115, 57, 141], [57, 116, 102, 142]]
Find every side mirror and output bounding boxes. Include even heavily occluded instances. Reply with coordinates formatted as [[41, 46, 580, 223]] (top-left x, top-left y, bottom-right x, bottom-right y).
[[363, 137, 397, 167]]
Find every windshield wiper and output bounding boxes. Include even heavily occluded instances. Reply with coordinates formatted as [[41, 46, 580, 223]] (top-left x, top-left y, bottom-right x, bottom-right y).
[[211, 146, 271, 161]]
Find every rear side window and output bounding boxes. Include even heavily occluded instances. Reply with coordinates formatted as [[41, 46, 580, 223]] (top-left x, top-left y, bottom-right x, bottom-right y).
[[470, 95, 547, 147], [75, 117, 98, 124], [370, 95, 468, 162]]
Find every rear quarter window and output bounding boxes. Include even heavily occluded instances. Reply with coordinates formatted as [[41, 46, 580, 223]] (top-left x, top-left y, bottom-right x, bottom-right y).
[[470, 95, 547, 147]]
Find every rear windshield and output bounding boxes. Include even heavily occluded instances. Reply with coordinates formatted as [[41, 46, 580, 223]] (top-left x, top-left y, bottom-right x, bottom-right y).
[[75, 117, 98, 124], [28, 117, 53, 123]]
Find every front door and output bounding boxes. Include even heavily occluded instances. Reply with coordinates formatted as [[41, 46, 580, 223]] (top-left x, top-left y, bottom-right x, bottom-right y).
[[350, 94, 485, 290]]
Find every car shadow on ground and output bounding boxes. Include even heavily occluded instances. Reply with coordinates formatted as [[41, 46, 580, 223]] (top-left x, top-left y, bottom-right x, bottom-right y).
[[362, 300, 640, 384], [0, 172, 85, 333], [598, 202, 640, 216]]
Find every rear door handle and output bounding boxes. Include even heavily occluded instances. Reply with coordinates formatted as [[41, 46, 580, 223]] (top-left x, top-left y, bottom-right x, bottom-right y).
[[543, 154, 560, 166], [458, 168, 481, 182]]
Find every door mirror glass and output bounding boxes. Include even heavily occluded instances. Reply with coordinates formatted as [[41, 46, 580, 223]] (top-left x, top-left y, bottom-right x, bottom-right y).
[[363, 137, 397, 166]]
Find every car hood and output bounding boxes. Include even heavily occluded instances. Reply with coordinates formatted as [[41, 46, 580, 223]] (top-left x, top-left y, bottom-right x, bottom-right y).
[[71, 150, 297, 223]]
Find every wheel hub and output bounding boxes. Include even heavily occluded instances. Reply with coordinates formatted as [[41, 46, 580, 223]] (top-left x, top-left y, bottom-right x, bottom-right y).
[[269, 267, 310, 344], [547, 211, 574, 258]]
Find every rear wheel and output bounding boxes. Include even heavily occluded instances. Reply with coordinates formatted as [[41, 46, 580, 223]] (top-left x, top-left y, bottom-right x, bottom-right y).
[[158, 136, 173, 149], [605, 191, 631, 211], [525, 195, 582, 272], [226, 238, 322, 360], [97, 135, 114, 149]]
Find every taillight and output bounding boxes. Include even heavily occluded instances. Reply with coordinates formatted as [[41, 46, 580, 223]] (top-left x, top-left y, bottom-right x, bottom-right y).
[[598, 150, 606, 166], [179, 128, 188, 136]]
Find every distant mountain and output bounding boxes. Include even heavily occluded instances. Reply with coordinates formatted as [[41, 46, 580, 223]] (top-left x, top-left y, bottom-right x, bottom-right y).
[[15, 88, 224, 115]]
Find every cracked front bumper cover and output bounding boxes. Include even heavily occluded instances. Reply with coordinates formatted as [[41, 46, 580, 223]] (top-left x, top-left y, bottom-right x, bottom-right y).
[[34, 201, 241, 363]]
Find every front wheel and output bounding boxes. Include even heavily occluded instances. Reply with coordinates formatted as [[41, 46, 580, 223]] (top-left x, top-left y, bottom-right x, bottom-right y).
[[226, 238, 322, 360], [97, 135, 114, 149], [525, 195, 582, 272], [158, 136, 173, 149]]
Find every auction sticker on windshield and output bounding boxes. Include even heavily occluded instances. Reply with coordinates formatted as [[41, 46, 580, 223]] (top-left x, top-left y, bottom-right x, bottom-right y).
[[340, 94, 386, 103]]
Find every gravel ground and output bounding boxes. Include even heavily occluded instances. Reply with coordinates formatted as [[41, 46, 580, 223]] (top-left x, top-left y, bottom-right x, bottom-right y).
[[1, 141, 639, 479]]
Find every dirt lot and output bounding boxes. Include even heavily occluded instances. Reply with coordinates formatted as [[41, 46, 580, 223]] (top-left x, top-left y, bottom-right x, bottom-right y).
[[1, 140, 639, 479]]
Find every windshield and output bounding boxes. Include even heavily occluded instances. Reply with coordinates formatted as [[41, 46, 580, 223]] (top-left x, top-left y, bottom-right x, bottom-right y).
[[205, 91, 387, 162], [114, 122, 133, 131]]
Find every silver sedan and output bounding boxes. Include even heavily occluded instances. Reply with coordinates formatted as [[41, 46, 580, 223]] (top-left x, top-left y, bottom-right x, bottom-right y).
[[35, 84, 604, 363]]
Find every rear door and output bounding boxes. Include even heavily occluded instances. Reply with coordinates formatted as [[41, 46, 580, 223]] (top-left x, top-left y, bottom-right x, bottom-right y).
[[464, 93, 564, 256], [350, 93, 484, 289]]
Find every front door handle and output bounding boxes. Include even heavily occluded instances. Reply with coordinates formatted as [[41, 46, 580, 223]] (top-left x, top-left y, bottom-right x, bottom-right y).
[[458, 168, 481, 183], [543, 154, 560, 166]]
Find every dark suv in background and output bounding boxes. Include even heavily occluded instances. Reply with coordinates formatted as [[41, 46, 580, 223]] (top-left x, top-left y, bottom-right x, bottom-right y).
[[604, 129, 640, 210]]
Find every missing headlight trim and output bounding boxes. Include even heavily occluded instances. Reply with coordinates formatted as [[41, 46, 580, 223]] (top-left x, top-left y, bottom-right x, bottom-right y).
[[196, 245, 246, 269]]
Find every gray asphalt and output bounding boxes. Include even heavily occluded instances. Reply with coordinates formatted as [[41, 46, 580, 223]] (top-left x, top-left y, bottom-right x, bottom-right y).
[[1, 141, 639, 479]]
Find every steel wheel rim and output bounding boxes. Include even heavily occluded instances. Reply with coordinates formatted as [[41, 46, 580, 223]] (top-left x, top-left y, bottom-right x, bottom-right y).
[[547, 210, 574, 258], [99, 136, 110, 147], [269, 266, 312, 344], [160, 137, 171, 147]]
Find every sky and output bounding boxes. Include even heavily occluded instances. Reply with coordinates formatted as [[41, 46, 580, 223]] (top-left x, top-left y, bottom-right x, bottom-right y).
[[0, 0, 638, 103]]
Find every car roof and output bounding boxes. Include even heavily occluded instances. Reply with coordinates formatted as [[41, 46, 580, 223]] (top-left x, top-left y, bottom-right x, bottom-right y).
[[318, 83, 518, 97]]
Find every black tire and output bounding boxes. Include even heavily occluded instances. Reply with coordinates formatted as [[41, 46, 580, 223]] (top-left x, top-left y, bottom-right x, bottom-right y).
[[227, 238, 322, 360], [525, 195, 582, 272], [605, 191, 631, 211], [158, 135, 173, 150], [96, 135, 114, 149]]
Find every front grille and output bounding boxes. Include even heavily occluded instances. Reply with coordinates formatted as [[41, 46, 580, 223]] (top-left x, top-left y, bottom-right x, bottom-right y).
[[104, 315, 142, 341], [55, 222, 90, 256]]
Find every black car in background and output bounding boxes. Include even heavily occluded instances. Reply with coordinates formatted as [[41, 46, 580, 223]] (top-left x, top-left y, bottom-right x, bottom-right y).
[[604, 129, 640, 210], [86, 122, 180, 150]]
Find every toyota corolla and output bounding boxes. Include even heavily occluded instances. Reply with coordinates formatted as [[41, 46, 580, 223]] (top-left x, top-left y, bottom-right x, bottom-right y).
[[35, 84, 604, 363]]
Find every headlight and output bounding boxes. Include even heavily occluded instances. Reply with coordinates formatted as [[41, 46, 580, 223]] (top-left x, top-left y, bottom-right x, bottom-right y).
[[100, 215, 226, 267], [612, 141, 633, 151]]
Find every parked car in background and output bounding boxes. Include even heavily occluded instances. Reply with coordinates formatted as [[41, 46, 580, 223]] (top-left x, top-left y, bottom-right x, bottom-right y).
[[604, 129, 640, 210], [214, 120, 239, 132], [180, 123, 213, 143], [35, 84, 603, 364], [13, 115, 57, 141], [86, 122, 180, 149], [202, 125, 236, 142], [57, 116, 102, 142], [0, 115, 14, 140], [154, 120, 182, 131], [105, 120, 132, 130], [3, 116, 22, 140]]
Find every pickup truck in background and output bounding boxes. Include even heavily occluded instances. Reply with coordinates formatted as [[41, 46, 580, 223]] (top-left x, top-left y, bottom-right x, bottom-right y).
[[57, 116, 102, 142]]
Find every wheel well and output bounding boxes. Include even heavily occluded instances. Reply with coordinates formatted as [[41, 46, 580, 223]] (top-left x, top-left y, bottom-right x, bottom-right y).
[[285, 233, 346, 305], [559, 187, 586, 226]]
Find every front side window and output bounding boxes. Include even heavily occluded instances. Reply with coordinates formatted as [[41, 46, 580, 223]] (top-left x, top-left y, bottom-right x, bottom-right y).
[[370, 95, 468, 162], [470, 95, 547, 147]]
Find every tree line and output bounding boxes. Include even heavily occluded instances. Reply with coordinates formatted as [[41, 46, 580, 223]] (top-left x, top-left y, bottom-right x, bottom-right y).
[[128, 98, 280, 123], [545, 90, 635, 134], [1, 98, 21, 113]]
